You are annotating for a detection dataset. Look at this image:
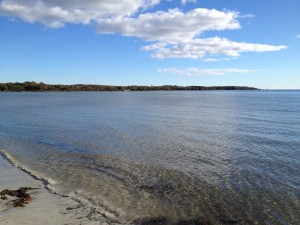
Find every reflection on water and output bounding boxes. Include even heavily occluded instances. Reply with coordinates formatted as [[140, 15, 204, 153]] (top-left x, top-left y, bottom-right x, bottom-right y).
[[0, 91, 300, 224]]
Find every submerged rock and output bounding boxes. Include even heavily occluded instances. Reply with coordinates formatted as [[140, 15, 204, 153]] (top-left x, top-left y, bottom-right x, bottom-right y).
[[130, 216, 168, 225], [177, 219, 211, 225], [137, 178, 175, 195], [130, 216, 211, 225]]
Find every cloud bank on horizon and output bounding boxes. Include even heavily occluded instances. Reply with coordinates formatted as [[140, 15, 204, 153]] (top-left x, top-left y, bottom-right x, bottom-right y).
[[0, 0, 287, 63], [158, 68, 258, 76]]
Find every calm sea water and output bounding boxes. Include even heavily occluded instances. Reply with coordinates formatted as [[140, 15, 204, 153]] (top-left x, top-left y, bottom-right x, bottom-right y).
[[0, 91, 299, 224]]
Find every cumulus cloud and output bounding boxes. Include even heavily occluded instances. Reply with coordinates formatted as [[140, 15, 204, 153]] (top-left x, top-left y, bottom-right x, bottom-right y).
[[0, 0, 160, 28], [143, 37, 287, 59], [181, 0, 197, 5], [202, 57, 236, 62], [0, 0, 287, 59], [158, 68, 257, 76], [96, 8, 286, 59], [97, 8, 240, 42]]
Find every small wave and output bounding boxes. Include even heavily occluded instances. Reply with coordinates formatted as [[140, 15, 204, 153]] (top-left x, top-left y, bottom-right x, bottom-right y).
[[0, 148, 57, 190], [0, 148, 125, 224]]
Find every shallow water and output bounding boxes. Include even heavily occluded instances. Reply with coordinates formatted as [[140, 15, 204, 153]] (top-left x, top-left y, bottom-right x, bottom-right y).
[[0, 91, 299, 224]]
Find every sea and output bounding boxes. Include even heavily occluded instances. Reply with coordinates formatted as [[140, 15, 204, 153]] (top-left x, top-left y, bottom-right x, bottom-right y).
[[0, 91, 299, 225]]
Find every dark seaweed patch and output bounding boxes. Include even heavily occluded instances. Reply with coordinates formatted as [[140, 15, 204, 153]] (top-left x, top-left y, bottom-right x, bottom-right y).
[[0, 187, 38, 207]]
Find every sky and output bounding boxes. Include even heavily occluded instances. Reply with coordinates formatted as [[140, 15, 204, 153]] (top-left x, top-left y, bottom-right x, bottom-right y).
[[0, 0, 299, 89]]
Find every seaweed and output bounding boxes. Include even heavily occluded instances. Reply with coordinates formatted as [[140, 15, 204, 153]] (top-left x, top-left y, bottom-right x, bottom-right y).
[[0, 187, 38, 207]]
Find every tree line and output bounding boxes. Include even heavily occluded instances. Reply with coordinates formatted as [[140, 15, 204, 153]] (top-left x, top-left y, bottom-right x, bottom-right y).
[[0, 82, 258, 92]]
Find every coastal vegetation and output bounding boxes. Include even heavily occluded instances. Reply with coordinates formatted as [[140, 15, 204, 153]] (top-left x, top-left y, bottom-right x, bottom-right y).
[[0, 82, 258, 92]]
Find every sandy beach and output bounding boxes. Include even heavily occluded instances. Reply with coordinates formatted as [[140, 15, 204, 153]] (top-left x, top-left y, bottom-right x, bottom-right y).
[[0, 154, 122, 225], [0, 154, 76, 225]]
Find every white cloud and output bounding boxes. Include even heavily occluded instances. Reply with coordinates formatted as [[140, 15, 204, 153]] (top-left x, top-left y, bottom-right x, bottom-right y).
[[143, 37, 287, 59], [239, 14, 255, 19], [201, 57, 236, 62], [0, 1, 287, 59], [97, 8, 240, 42], [158, 68, 257, 76], [296, 34, 300, 39], [0, 0, 160, 28], [95, 8, 285, 59], [181, 0, 197, 5]]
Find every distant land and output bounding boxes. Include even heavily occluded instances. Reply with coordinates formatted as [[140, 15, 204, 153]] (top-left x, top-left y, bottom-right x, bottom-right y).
[[0, 82, 258, 92]]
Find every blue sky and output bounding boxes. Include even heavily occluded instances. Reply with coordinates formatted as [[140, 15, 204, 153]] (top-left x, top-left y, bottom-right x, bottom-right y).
[[0, 0, 299, 89]]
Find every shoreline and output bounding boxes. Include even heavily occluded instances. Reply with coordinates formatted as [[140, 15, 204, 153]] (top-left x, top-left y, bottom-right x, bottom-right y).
[[0, 154, 77, 225], [0, 151, 214, 225], [0, 154, 123, 225], [0, 82, 259, 92]]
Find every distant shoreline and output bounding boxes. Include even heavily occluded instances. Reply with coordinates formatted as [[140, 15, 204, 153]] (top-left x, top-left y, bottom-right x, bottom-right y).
[[0, 82, 258, 92]]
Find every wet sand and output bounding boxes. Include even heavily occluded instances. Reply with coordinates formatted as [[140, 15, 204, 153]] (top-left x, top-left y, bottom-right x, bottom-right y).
[[0, 154, 121, 225]]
